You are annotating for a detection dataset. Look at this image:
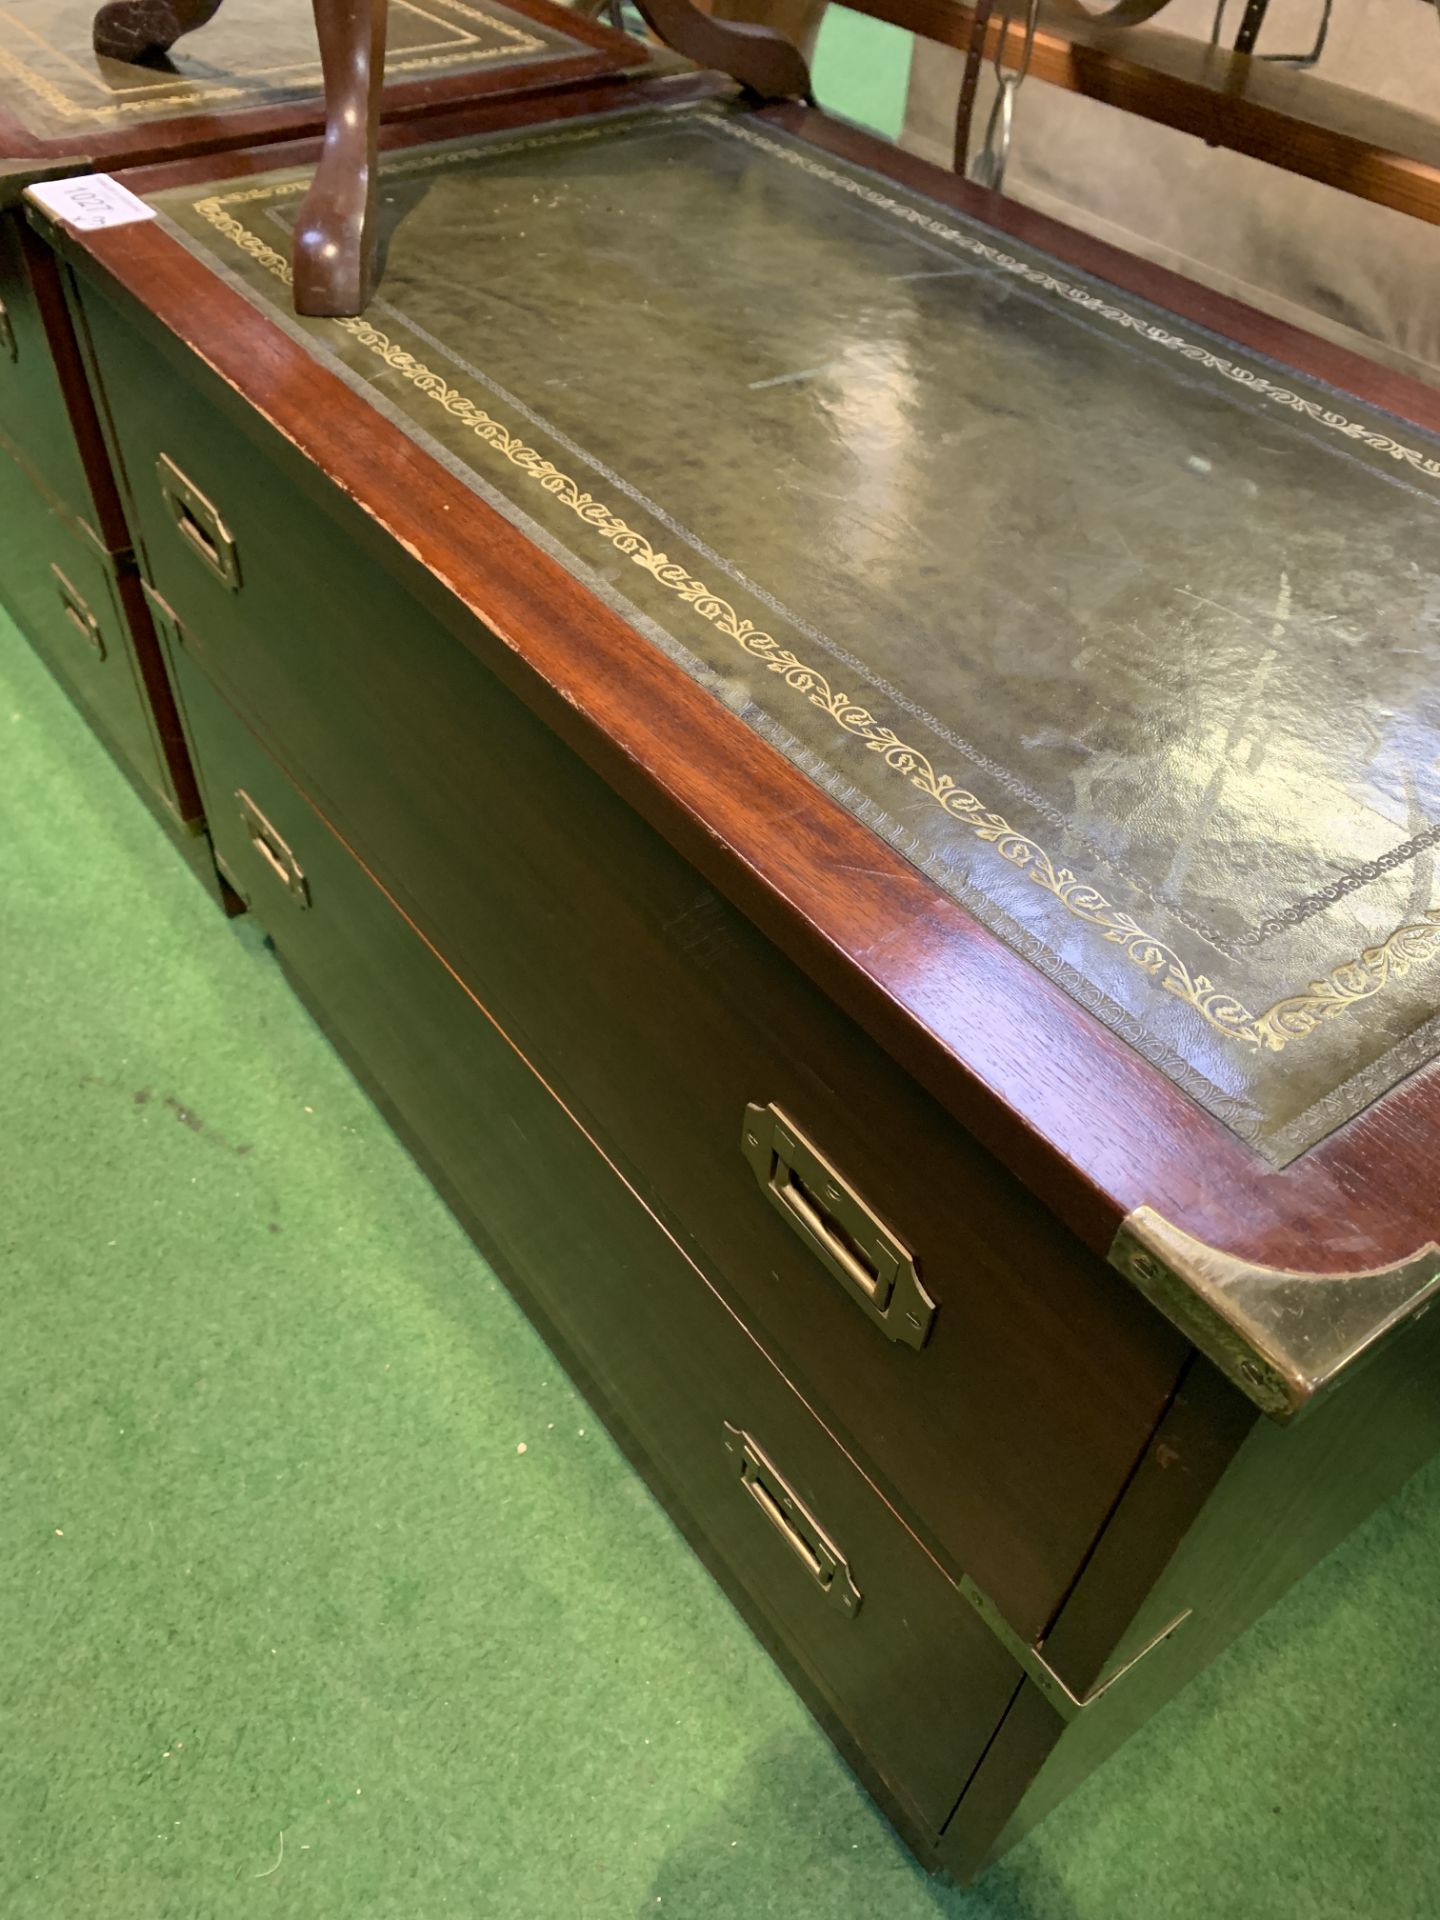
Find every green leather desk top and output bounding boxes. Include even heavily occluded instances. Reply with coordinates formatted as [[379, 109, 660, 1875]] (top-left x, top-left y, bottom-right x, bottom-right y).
[[0, 0, 587, 140], [150, 103, 1440, 1164]]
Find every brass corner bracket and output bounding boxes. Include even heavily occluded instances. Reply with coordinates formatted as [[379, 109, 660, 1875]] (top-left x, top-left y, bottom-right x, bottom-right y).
[[1110, 1206, 1440, 1422], [962, 1576, 1191, 1724]]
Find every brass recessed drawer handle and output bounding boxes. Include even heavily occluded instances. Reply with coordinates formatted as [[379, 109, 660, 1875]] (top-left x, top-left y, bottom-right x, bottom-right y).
[[51, 564, 104, 658], [156, 453, 241, 591], [741, 1102, 937, 1350], [0, 294, 16, 364], [723, 1423, 861, 1618], [237, 789, 309, 907]]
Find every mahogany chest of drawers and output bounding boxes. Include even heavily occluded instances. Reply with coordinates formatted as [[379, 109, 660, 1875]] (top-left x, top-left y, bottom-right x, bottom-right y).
[[31, 78, 1440, 1878]]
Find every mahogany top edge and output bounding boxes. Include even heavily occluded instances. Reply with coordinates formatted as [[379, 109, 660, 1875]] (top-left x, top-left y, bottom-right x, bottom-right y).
[[35, 75, 1440, 1299]]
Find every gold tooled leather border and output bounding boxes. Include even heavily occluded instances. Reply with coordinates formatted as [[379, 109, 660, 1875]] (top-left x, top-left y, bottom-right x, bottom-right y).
[[174, 115, 1440, 1061]]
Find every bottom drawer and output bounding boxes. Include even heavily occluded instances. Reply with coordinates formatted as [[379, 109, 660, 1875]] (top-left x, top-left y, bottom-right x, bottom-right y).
[[0, 447, 194, 825], [169, 642, 1024, 1840]]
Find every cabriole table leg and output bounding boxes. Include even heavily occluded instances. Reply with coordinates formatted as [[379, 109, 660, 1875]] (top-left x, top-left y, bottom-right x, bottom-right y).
[[292, 0, 389, 318]]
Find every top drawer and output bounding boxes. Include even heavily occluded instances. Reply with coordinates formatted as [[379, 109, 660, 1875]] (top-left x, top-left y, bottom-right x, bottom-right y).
[[80, 277, 1189, 1644]]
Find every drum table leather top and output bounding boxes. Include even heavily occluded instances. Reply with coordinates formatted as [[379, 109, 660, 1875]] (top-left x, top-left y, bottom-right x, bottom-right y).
[[148, 100, 1440, 1166], [0, 0, 592, 140]]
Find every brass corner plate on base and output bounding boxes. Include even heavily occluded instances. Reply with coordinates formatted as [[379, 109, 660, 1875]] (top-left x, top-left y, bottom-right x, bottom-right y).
[[961, 1576, 1192, 1725], [1110, 1206, 1440, 1421], [720, 1420, 1187, 1715]]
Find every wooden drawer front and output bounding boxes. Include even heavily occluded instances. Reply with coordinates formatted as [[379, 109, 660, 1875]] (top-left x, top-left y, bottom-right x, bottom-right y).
[[86, 284, 1186, 1642], [0, 443, 183, 817], [167, 642, 1024, 1840], [0, 214, 104, 540]]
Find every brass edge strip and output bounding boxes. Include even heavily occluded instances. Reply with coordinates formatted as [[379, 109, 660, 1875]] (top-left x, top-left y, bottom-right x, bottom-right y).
[[961, 1575, 1191, 1721], [1110, 1204, 1440, 1420], [172, 118, 1440, 1065]]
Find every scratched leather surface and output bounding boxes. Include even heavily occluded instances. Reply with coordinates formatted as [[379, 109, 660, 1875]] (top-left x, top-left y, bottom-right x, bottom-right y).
[[151, 104, 1440, 1161], [0, 0, 584, 137]]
